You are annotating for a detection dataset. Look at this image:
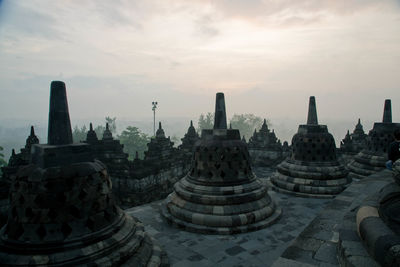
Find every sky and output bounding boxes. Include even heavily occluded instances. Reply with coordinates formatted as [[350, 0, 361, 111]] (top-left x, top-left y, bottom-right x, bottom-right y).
[[0, 0, 400, 126]]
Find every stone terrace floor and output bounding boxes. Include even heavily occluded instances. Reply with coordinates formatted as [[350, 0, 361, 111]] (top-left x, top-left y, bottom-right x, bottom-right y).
[[125, 167, 333, 267]]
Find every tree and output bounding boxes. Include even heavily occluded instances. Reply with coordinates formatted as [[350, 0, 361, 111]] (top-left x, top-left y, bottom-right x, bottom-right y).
[[105, 116, 117, 134], [72, 125, 87, 143], [0, 146, 7, 177], [197, 112, 214, 132], [94, 125, 105, 138], [171, 135, 180, 147], [72, 117, 116, 142], [230, 114, 266, 140], [118, 126, 150, 160]]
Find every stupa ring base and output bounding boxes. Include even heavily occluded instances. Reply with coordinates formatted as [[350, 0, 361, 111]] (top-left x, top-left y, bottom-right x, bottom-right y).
[[160, 195, 282, 235], [270, 182, 337, 199], [268, 178, 343, 199], [0, 216, 168, 266]]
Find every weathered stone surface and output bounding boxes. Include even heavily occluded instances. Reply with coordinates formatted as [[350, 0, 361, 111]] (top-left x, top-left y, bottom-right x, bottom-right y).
[[47, 81, 73, 145], [161, 92, 281, 234], [339, 119, 368, 164], [1, 126, 40, 182], [248, 119, 284, 167], [179, 120, 200, 153], [307, 96, 318, 125], [270, 96, 350, 198], [0, 126, 41, 229], [0, 80, 168, 266], [83, 120, 190, 208], [383, 99, 392, 123], [213, 92, 227, 129], [351, 161, 400, 266], [348, 99, 400, 179], [0, 161, 168, 266], [85, 122, 130, 181]]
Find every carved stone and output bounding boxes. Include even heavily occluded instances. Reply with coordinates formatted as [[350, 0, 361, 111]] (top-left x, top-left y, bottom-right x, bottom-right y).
[[0, 81, 168, 266], [161, 92, 281, 234], [348, 99, 400, 179], [270, 96, 350, 198], [248, 119, 283, 167]]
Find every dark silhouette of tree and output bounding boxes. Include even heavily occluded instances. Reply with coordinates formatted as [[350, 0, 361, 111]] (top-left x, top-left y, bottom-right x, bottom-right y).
[[0, 146, 7, 177], [118, 126, 150, 160]]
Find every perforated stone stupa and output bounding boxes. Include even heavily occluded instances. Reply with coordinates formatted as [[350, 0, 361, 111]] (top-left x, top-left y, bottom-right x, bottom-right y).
[[0, 126, 40, 228], [161, 92, 281, 234], [248, 119, 283, 166], [0, 81, 168, 266], [348, 99, 400, 179], [270, 96, 350, 198]]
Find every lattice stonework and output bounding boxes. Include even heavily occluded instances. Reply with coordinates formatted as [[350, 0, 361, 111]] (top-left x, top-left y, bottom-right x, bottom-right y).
[[270, 97, 350, 198], [161, 93, 281, 234]]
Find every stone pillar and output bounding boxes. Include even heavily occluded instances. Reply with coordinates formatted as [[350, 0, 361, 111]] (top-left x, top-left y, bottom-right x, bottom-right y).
[[383, 99, 392, 123], [47, 81, 73, 145], [307, 96, 318, 125], [213, 92, 227, 129]]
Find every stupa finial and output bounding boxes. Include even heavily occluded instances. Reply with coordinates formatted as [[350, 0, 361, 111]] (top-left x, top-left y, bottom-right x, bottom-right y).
[[306, 96, 318, 125], [213, 92, 227, 129], [382, 99, 392, 123], [47, 81, 73, 145]]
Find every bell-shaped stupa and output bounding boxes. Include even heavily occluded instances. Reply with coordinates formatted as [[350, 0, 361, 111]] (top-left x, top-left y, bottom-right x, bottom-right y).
[[161, 93, 281, 234], [0, 81, 168, 266], [270, 96, 350, 198], [348, 99, 400, 179]]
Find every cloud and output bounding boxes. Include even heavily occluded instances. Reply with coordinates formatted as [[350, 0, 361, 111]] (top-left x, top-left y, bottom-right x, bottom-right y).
[[195, 15, 220, 38], [1, 0, 400, 124], [0, 1, 60, 40], [184, 0, 399, 28]]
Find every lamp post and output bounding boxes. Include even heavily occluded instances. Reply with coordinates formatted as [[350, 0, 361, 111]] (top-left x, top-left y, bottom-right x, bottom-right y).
[[152, 101, 158, 137]]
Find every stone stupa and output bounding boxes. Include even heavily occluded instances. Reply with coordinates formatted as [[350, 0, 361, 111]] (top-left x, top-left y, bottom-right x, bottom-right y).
[[0, 81, 168, 266], [161, 92, 281, 234], [145, 122, 176, 161], [339, 119, 368, 157], [1, 126, 40, 182], [85, 122, 130, 180], [179, 120, 200, 153], [348, 99, 400, 179], [248, 119, 283, 166], [270, 96, 350, 198]]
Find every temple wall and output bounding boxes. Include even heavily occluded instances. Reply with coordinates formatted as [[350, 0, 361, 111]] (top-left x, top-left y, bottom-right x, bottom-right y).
[[112, 160, 191, 208], [249, 149, 284, 167]]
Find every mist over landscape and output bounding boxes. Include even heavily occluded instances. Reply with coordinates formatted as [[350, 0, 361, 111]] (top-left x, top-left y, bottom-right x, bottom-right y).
[[1, 0, 399, 160], [0, 114, 378, 160]]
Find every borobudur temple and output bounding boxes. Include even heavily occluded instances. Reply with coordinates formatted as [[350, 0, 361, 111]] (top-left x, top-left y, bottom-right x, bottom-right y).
[[161, 92, 281, 234], [0, 81, 168, 266], [347, 99, 400, 179], [270, 96, 350, 198]]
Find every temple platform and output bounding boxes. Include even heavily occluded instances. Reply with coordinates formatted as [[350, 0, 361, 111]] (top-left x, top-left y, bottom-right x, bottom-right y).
[[126, 167, 392, 266]]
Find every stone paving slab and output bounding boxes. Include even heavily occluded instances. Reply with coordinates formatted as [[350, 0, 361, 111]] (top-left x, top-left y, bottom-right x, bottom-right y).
[[126, 167, 331, 267], [273, 169, 392, 267]]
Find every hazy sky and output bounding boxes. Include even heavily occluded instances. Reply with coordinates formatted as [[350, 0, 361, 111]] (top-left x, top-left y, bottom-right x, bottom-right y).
[[1, 0, 400, 124]]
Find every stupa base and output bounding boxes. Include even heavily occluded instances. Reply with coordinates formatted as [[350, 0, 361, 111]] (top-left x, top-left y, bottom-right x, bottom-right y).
[[161, 195, 282, 235]]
